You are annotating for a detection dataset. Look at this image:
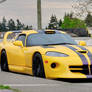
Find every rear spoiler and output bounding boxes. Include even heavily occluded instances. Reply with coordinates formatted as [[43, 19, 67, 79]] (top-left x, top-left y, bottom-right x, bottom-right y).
[[3, 31, 21, 44]]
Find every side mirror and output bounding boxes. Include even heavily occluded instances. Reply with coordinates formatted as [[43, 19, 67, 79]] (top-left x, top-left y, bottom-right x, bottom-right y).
[[79, 41, 86, 46], [13, 41, 23, 47]]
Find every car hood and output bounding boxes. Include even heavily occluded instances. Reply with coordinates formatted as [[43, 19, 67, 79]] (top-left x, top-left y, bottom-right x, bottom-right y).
[[41, 45, 92, 65], [41, 45, 92, 55]]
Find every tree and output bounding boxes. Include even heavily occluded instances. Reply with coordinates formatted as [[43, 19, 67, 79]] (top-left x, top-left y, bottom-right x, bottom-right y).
[[48, 15, 59, 29], [22, 24, 33, 30], [0, 17, 33, 32], [8, 19, 16, 30], [64, 12, 73, 19], [28, 25, 33, 30], [61, 13, 87, 29], [0, 23, 2, 31], [85, 13, 92, 27], [73, 0, 92, 18], [16, 19, 23, 30], [1, 17, 7, 31], [58, 19, 62, 28]]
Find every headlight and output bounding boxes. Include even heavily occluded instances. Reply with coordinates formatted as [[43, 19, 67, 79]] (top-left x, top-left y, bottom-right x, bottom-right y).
[[46, 51, 68, 57]]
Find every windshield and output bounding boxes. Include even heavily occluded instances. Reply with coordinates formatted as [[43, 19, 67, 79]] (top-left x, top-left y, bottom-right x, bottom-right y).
[[26, 33, 77, 46]]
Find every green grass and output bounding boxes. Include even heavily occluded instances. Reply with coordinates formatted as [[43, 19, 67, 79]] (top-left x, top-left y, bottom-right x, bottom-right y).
[[0, 85, 11, 89], [0, 85, 21, 92]]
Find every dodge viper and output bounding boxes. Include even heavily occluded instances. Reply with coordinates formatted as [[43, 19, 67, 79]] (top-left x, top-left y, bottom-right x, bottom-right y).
[[0, 30, 92, 79]]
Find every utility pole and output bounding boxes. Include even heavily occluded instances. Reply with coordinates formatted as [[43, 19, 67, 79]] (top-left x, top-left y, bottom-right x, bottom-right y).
[[37, 0, 42, 30]]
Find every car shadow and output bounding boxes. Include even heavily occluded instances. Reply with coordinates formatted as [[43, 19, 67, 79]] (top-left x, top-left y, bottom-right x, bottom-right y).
[[1, 69, 92, 83], [9, 71, 92, 83], [55, 78, 92, 83]]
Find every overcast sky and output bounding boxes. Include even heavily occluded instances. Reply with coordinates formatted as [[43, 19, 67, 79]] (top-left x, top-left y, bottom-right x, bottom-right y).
[[0, 0, 75, 29]]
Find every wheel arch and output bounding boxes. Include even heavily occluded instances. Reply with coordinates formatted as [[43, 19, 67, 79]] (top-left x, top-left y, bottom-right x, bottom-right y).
[[1, 49, 6, 53], [1, 49, 6, 60], [32, 52, 41, 62], [0, 49, 6, 64]]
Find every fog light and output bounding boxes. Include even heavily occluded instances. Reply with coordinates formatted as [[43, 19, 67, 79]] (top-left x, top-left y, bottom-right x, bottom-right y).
[[51, 63, 56, 68]]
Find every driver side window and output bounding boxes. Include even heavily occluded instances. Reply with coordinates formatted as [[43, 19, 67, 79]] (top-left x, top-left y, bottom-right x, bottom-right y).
[[16, 34, 26, 46]]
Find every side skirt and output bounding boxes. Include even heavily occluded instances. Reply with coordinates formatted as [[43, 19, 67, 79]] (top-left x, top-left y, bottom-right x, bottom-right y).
[[8, 65, 33, 75]]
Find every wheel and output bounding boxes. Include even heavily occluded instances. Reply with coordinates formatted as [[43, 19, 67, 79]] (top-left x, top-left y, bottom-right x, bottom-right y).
[[1, 51, 9, 72], [32, 53, 45, 78]]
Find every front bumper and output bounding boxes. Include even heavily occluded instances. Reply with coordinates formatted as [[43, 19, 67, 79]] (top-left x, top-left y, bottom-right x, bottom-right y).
[[42, 55, 92, 79]]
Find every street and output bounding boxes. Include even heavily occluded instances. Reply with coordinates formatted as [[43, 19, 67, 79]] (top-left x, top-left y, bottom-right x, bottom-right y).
[[1, 70, 92, 92]]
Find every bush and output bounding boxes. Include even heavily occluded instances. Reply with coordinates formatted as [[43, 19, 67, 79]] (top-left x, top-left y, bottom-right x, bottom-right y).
[[61, 16, 87, 29]]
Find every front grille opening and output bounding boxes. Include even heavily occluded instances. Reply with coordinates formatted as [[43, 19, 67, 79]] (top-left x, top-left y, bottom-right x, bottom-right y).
[[69, 65, 89, 75]]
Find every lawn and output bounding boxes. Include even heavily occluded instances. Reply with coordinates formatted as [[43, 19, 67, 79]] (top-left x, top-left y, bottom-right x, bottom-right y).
[[0, 85, 11, 90], [0, 85, 20, 92]]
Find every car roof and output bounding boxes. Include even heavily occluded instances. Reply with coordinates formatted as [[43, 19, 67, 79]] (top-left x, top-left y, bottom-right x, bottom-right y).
[[21, 30, 66, 35], [22, 30, 38, 35]]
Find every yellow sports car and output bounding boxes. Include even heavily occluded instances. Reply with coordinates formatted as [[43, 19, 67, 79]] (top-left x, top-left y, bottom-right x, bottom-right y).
[[0, 30, 92, 79]]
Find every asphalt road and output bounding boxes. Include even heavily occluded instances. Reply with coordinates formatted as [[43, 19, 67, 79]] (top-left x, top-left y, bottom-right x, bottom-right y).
[[0, 38, 92, 92], [1, 70, 92, 92]]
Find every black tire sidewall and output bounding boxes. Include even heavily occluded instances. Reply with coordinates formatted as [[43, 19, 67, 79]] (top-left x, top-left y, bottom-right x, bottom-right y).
[[33, 53, 45, 78], [1, 51, 9, 71]]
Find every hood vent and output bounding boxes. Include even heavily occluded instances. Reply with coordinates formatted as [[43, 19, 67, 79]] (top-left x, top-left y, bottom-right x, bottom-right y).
[[77, 50, 87, 54]]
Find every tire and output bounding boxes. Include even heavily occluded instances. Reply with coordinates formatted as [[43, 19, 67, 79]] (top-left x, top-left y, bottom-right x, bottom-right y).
[[1, 51, 9, 72], [32, 53, 45, 78]]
